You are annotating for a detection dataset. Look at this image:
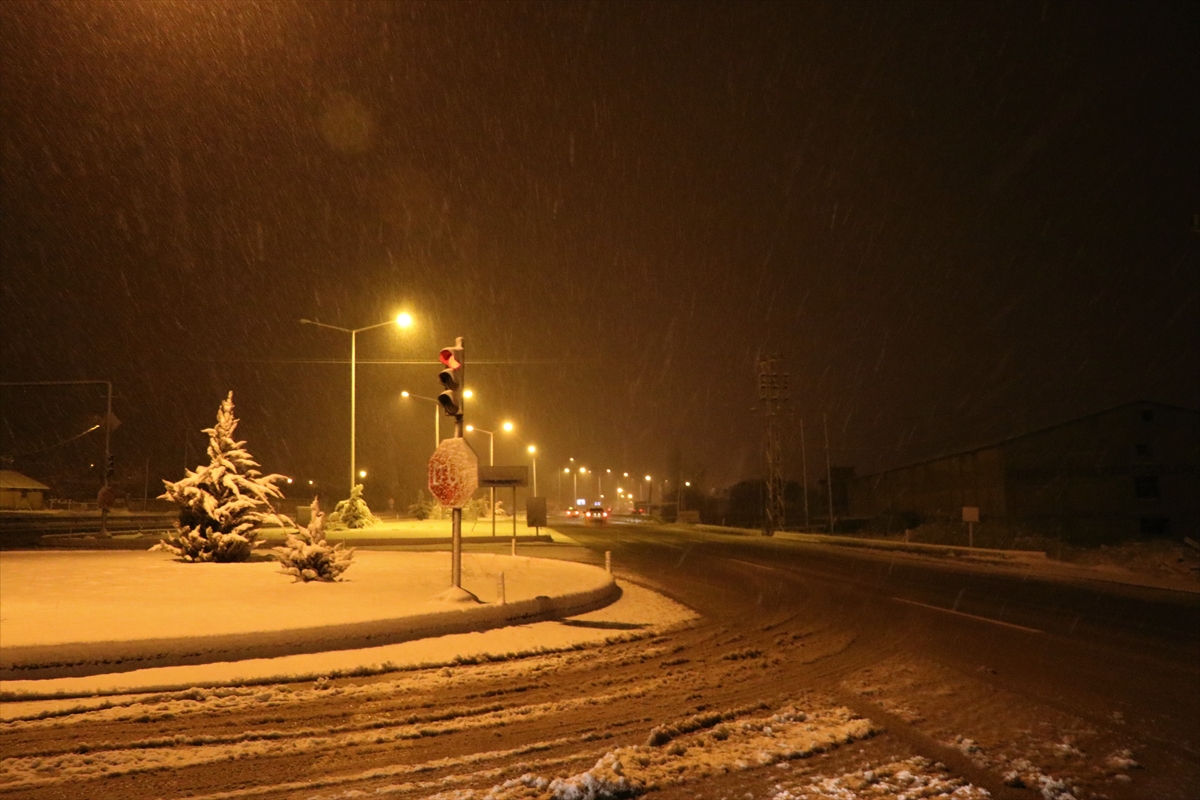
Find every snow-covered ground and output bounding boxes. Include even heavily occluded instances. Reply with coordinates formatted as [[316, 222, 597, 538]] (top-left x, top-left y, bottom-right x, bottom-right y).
[[0, 549, 696, 704], [2, 536, 1186, 799]]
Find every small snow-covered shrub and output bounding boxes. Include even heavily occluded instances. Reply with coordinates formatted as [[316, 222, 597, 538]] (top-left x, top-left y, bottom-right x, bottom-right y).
[[329, 484, 379, 529], [408, 489, 443, 520], [275, 498, 354, 582], [154, 392, 287, 562]]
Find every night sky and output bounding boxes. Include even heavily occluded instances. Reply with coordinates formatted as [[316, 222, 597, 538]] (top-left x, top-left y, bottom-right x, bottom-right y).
[[2, 0, 1197, 507]]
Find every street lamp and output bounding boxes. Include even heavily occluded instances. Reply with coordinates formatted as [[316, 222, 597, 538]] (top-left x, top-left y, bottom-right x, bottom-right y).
[[401, 390, 441, 451], [576, 466, 587, 505], [645, 474, 652, 505], [465, 421, 514, 536], [527, 445, 538, 496], [300, 313, 414, 494]]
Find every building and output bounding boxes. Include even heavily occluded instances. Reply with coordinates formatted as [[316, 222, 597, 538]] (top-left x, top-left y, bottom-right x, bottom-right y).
[[0, 470, 51, 511], [848, 402, 1200, 543]]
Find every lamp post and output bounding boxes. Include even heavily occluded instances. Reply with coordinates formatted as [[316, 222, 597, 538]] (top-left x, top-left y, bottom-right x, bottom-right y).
[[300, 313, 413, 495], [400, 391, 440, 451], [527, 445, 538, 496], [645, 474, 652, 505], [466, 421, 513, 536]]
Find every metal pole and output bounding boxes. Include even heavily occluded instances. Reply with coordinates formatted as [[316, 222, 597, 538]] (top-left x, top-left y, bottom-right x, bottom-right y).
[[452, 417, 463, 588], [824, 413, 834, 534], [100, 382, 112, 537], [434, 405, 440, 450], [350, 329, 357, 495], [531, 454, 538, 496], [512, 485, 517, 540], [801, 417, 809, 531], [490, 432, 496, 537]]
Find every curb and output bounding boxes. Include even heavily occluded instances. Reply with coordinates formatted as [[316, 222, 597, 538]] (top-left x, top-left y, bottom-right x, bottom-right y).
[[0, 565, 619, 682], [690, 524, 1046, 559]]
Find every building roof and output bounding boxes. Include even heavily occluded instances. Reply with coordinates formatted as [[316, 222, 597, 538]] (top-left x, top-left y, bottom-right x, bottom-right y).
[[0, 470, 51, 491], [854, 401, 1200, 481]]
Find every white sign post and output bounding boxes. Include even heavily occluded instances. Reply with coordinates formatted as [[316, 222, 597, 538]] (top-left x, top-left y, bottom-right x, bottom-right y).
[[962, 506, 980, 548]]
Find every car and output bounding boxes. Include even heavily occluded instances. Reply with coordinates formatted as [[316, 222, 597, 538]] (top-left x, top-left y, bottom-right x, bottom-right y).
[[583, 507, 610, 524], [565, 508, 581, 519]]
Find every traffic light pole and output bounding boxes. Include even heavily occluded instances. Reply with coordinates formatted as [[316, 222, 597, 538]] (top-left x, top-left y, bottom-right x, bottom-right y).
[[451, 348, 464, 590]]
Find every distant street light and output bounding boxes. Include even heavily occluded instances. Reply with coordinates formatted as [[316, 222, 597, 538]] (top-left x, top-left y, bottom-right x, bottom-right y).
[[401, 390, 441, 451], [645, 474, 652, 505], [465, 422, 514, 536], [527, 445, 538, 496], [300, 313, 414, 494]]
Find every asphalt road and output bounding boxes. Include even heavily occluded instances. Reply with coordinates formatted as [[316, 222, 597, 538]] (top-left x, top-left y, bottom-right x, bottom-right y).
[[2, 520, 1197, 799], [564, 521, 1200, 796]]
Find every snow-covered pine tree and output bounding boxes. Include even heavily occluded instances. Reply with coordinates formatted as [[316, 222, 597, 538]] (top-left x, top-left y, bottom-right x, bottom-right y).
[[275, 497, 354, 581], [329, 483, 379, 529], [155, 392, 288, 562]]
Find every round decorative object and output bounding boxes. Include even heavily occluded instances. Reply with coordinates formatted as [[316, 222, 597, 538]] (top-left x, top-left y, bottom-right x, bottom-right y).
[[428, 437, 479, 508]]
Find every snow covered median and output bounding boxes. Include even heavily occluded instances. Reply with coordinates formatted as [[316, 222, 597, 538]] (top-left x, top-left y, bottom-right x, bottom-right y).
[[0, 550, 619, 680]]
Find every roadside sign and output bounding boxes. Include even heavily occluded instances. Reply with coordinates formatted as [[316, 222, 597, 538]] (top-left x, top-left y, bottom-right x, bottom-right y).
[[478, 466, 529, 488], [526, 496, 547, 528], [962, 506, 980, 523]]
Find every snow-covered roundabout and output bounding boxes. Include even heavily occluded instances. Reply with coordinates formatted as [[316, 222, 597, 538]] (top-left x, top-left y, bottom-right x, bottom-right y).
[[0, 550, 695, 701]]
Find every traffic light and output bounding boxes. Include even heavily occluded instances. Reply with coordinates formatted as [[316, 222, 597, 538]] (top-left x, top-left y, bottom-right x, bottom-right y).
[[105, 454, 115, 480], [437, 337, 464, 418]]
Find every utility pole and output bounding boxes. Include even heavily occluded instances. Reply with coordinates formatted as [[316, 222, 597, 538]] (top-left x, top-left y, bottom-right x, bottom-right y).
[[824, 413, 834, 533], [757, 355, 788, 536], [1, 380, 115, 534], [800, 417, 810, 531]]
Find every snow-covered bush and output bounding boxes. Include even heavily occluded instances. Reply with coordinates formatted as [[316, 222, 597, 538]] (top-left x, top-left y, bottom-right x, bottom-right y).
[[154, 392, 287, 562], [408, 490, 439, 520], [329, 484, 379, 529], [275, 498, 354, 582], [462, 496, 489, 520]]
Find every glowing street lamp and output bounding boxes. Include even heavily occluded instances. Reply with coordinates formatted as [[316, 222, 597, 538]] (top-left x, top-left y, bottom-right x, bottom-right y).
[[300, 312, 414, 494], [576, 466, 588, 504], [527, 445, 538, 496], [465, 421, 515, 536]]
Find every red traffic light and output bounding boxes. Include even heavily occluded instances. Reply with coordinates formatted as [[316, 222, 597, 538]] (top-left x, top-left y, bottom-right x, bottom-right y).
[[439, 348, 460, 370]]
